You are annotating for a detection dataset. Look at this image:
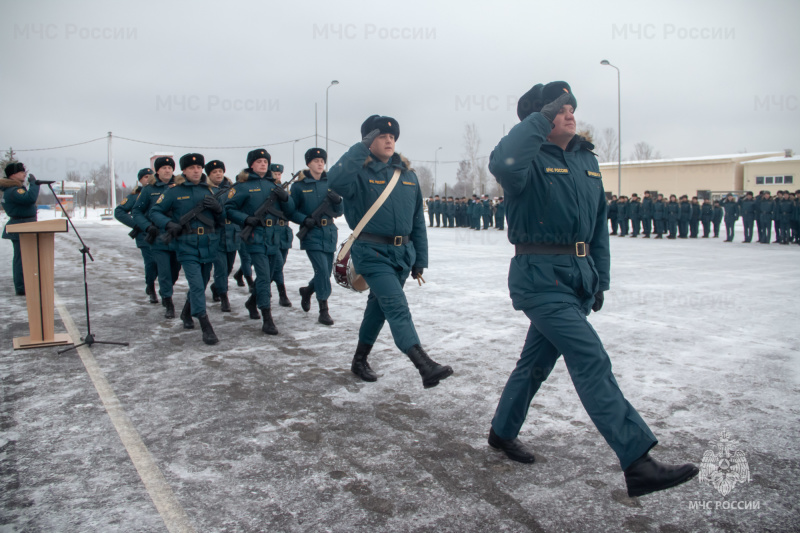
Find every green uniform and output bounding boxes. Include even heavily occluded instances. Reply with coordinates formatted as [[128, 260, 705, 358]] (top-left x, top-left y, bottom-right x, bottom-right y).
[[700, 203, 713, 237], [115, 187, 157, 290], [1, 177, 40, 294], [211, 178, 239, 296], [488, 110, 657, 470], [741, 198, 756, 242], [495, 200, 505, 230], [722, 198, 739, 241]]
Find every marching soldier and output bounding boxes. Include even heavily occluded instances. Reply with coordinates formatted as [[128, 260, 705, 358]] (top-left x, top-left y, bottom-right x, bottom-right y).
[[607, 195, 618, 235], [488, 80, 696, 497], [740, 191, 756, 243], [666, 194, 680, 239], [652, 193, 665, 238], [329, 114, 453, 388], [115, 168, 159, 303], [149, 153, 225, 345], [678, 195, 691, 238], [269, 164, 294, 307], [689, 197, 701, 238], [641, 191, 653, 238], [1, 162, 39, 295], [712, 200, 723, 237], [205, 160, 235, 312], [722, 193, 739, 242], [292, 149, 343, 325], [628, 194, 641, 237], [226, 149, 295, 335], [132, 156, 181, 318], [700, 198, 713, 238]]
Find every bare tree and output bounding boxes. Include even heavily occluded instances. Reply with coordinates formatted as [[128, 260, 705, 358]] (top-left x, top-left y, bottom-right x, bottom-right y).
[[463, 123, 483, 194], [415, 165, 433, 196], [595, 128, 619, 163], [630, 141, 662, 161]]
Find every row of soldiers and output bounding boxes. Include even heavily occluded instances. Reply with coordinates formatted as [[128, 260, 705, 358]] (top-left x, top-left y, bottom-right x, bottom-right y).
[[115, 148, 343, 345], [425, 195, 506, 230], [607, 190, 800, 244]]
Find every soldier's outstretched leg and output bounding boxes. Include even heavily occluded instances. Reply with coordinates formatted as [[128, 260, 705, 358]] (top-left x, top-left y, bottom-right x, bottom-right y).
[[152, 249, 176, 317], [307, 250, 335, 325], [141, 246, 159, 304], [198, 314, 218, 345], [299, 284, 315, 312], [183, 259, 217, 344], [351, 341, 377, 381]]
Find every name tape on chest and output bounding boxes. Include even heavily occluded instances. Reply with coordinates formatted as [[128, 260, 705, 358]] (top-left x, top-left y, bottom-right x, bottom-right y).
[[545, 167, 569, 174], [402, 181, 416, 186], [369, 179, 386, 185]]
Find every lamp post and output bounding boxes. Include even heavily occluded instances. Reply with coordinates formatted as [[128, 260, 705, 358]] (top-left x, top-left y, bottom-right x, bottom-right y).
[[434, 146, 443, 196], [292, 139, 298, 174], [326, 80, 339, 163], [600, 59, 621, 197]]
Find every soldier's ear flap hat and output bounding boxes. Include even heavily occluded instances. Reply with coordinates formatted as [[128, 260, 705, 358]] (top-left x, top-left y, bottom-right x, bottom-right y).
[[205, 160, 225, 174], [304, 148, 327, 165], [4, 162, 25, 177], [247, 149, 271, 168], [360, 115, 400, 141], [154, 157, 175, 172], [517, 81, 577, 121], [137, 168, 155, 180], [269, 163, 284, 173], [179, 153, 205, 171]]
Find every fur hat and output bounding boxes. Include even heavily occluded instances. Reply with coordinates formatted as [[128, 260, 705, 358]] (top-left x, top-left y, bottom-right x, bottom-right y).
[[154, 157, 176, 172], [247, 149, 271, 168], [4, 162, 25, 177], [360, 115, 400, 141], [517, 81, 577, 121], [304, 148, 327, 165], [205, 160, 225, 174], [137, 168, 154, 180], [179, 153, 205, 171], [269, 163, 284, 173]]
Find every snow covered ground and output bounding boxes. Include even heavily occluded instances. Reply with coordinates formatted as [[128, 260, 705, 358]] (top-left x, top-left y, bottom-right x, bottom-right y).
[[1, 208, 798, 532]]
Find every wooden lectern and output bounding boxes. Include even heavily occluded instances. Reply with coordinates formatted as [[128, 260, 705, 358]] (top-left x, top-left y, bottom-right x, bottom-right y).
[[8, 219, 73, 349]]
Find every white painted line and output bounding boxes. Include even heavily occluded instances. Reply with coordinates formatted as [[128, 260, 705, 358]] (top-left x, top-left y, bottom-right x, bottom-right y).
[[54, 291, 196, 533]]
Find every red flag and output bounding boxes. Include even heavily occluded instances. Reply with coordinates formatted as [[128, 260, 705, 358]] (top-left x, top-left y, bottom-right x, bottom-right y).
[[122, 181, 127, 188]]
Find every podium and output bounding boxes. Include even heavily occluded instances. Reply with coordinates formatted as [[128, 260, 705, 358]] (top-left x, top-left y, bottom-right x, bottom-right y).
[[8, 219, 73, 350]]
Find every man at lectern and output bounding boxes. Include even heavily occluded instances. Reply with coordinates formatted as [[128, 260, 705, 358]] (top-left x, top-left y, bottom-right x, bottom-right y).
[[1, 162, 40, 296]]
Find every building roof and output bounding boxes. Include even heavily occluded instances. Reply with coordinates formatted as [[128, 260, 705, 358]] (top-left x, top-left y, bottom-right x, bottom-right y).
[[740, 155, 800, 164], [599, 151, 783, 168]]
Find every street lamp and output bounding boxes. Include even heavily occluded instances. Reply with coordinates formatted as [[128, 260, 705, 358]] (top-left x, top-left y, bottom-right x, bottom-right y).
[[434, 146, 443, 196], [600, 59, 621, 197], [326, 80, 339, 164]]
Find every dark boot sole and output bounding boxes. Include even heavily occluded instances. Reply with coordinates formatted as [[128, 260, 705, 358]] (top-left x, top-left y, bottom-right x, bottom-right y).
[[627, 466, 699, 498], [351, 367, 378, 382], [488, 442, 537, 463], [422, 366, 453, 388]]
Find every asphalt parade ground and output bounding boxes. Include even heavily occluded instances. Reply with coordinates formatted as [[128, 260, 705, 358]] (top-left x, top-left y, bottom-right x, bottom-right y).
[[2, 217, 799, 532]]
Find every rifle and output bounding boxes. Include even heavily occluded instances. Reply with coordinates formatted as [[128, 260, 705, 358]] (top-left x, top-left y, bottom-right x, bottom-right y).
[[239, 171, 302, 242], [161, 186, 229, 245], [296, 190, 342, 241]]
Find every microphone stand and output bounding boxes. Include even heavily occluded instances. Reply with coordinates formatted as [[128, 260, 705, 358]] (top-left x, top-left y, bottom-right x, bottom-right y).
[[36, 179, 129, 354]]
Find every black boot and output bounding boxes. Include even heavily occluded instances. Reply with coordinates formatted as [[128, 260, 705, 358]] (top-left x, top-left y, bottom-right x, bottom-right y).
[[180, 299, 194, 329], [299, 285, 314, 312], [277, 283, 292, 307], [210, 283, 220, 302], [198, 313, 218, 345], [146, 283, 159, 304], [233, 268, 245, 287], [318, 300, 334, 326], [219, 292, 231, 312], [245, 293, 261, 320], [261, 308, 278, 335], [163, 297, 175, 319], [624, 453, 699, 498], [405, 345, 453, 388], [488, 427, 536, 463], [350, 342, 377, 382]]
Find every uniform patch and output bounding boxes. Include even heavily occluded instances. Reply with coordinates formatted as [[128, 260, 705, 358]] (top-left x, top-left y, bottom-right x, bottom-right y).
[[227, 189, 236, 199], [156, 194, 165, 204], [586, 170, 602, 178], [369, 179, 386, 184], [302, 189, 314, 193], [17, 189, 26, 194], [250, 188, 261, 192], [121, 198, 128, 205], [402, 181, 416, 186], [545, 167, 569, 174], [177, 196, 190, 200]]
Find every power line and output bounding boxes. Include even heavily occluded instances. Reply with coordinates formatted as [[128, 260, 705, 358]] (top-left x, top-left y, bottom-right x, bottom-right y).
[[13, 136, 107, 152], [114, 135, 317, 150]]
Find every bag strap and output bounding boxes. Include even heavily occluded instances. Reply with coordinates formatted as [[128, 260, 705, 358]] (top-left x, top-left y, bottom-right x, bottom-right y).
[[337, 168, 402, 261]]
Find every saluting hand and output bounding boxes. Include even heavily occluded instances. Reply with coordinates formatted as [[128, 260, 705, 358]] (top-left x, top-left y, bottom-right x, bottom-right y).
[[361, 128, 381, 148], [540, 92, 574, 124]]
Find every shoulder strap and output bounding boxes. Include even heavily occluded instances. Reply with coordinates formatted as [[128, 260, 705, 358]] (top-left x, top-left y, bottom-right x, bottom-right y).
[[337, 168, 402, 261]]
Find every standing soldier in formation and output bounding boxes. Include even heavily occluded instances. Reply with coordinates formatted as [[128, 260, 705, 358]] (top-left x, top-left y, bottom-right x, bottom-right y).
[[757, 191, 774, 244], [791, 191, 800, 244], [699, 198, 713, 238], [666, 194, 680, 239], [741, 191, 756, 243], [150, 153, 225, 345], [226, 149, 295, 335], [270, 164, 294, 307], [426, 197, 434, 227], [115, 168, 158, 304], [205, 160, 235, 312], [652, 194, 665, 239], [772, 191, 783, 243], [471, 195, 482, 230], [482, 195, 492, 229], [712, 200, 723, 238], [722, 193, 739, 242], [777, 190, 793, 244], [607, 195, 618, 235], [433, 195, 442, 227], [495, 196, 505, 230], [329, 114, 453, 388], [689, 197, 701, 238], [678, 195, 691, 238], [628, 194, 641, 237], [641, 191, 653, 238], [617, 196, 628, 236], [488, 80, 697, 497], [133, 156, 181, 318], [447, 196, 456, 227], [1, 162, 39, 296], [292, 148, 343, 325]]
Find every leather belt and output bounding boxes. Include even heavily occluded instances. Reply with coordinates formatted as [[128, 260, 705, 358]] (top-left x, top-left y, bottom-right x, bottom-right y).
[[358, 232, 410, 246], [515, 242, 589, 257], [186, 226, 215, 235]]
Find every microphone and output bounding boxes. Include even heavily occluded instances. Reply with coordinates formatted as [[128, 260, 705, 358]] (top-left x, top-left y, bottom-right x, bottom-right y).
[[35, 180, 56, 185]]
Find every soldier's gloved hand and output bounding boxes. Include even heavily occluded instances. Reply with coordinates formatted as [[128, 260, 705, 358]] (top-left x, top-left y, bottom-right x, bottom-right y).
[[303, 217, 316, 229], [165, 222, 183, 238], [411, 266, 424, 280], [361, 128, 381, 148], [245, 216, 262, 227], [540, 92, 574, 124], [27, 174, 37, 185], [202, 195, 222, 214], [326, 190, 342, 204], [272, 186, 289, 202], [146, 225, 159, 238], [591, 291, 604, 312]]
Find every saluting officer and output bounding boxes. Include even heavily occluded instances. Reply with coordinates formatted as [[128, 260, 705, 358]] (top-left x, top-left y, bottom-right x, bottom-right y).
[[329, 115, 453, 388], [269, 164, 294, 307], [150, 154, 226, 345], [292, 149, 343, 325], [488, 80, 697, 498], [226, 149, 294, 335], [205, 160, 235, 312], [115, 168, 159, 303], [1, 162, 39, 296], [132, 156, 181, 318]]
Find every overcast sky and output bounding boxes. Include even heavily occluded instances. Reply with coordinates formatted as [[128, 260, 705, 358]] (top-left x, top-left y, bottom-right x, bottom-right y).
[[1, 0, 798, 190]]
